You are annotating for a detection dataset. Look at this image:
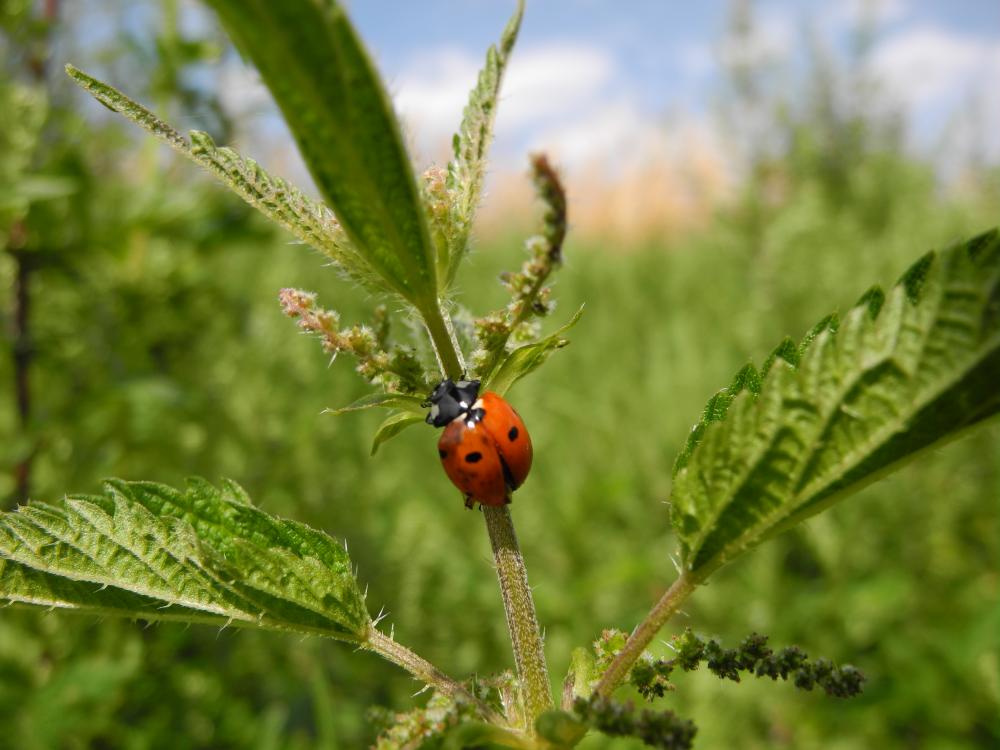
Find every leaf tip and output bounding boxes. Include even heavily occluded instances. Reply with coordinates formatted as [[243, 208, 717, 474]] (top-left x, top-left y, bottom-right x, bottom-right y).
[[897, 251, 935, 303]]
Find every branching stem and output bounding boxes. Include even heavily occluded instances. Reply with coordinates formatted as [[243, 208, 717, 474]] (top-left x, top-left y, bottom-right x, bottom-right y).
[[483, 505, 553, 732], [593, 571, 699, 697], [365, 627, 502, 724]]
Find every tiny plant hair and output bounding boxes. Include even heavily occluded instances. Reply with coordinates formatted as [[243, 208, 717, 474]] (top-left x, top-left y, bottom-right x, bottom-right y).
[[1, 2, 998, 748]]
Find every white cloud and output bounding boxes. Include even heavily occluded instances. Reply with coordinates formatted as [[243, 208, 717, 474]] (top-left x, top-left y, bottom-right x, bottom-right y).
[[869, 25, 1000, 160], [498, 43, 617, 127], [677, 42, 713, 78], [870, 26, 995, 108], [216, 59, 272, 117], [717, 7, 794, 70], [391, 47, 480, 155], [825, 0, 909, 30], [392, 41, 619, 167], [527, 98, 650, 169]]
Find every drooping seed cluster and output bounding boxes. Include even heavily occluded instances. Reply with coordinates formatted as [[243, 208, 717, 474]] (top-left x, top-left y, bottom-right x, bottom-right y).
[[629, 628, 866, 700]]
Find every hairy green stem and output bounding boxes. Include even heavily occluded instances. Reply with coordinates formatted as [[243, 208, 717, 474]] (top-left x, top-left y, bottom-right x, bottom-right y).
[[421, 299, 551, 731], [365, 627, 502, 723], [593, 571, 699, 697], [423, 302, 465, 379], [483, 505, 553, 732]]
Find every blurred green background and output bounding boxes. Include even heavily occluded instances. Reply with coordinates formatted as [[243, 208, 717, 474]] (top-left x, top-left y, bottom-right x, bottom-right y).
[[1, 1, 998, 748]]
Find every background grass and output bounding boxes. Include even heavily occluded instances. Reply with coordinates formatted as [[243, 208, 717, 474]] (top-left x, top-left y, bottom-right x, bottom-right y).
[[2, 2, 999, 748]]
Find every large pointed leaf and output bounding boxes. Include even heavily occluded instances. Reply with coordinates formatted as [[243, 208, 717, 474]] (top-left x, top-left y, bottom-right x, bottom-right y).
[[671, 229, 1000, 577], [443, 0, 524, 286], [201, 0, 438, 308], [0, 479, 371, 641]]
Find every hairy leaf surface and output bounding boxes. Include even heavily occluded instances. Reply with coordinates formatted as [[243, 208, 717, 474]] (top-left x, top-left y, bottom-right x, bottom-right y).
[[672, 230, 1000, 576], [0, 479, 371, 640], [64, 65, 397, 294], [201, 0, 438, 308], [444, 0, 524, 286]]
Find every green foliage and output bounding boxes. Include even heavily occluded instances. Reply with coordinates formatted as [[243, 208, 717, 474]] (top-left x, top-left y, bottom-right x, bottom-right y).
[[671, 230, 1000, 577], [200, 0, 439, 310], [443, 0, 524, 287], [0, 479, 371, 641], [0, 79, 51, 229], [3, 0, 999, 747]]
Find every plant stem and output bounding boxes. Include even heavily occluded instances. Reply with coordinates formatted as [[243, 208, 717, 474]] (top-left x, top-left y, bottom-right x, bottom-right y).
[[593, 571, 699, 697], [423, 302, 465, 379], [483, 505, 552, 732], [8, 242, 33, 508], [420, 301, 552, 731], [365, 627, 502, 724]]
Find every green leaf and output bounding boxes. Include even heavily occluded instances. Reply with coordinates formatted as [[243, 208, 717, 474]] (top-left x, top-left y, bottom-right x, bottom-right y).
[[440, 723, 535, 750], [483, 306, 584, 396], [325, 392, 426, 417], [371, 412, 425, 456], [200, 0, 438, 308], [0, 557, 228, 627], [443, 0, 524, 286], [671, 229, 1000, 577], [0, 478, 371, 641], [63, 65, 400, 294], [534, 710, 589, 748]]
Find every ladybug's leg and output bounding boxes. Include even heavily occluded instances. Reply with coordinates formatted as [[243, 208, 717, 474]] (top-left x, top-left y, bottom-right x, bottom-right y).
[[464, 494, 475, 510]]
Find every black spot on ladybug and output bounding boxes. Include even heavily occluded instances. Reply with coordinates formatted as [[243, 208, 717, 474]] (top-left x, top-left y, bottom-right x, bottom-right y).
[[438, 449, 447, 459], [508, 426, 519, 441], [465, 451, 483, 463]]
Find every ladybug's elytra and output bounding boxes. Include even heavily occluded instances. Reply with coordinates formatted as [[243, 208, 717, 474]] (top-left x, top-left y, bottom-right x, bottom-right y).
[[426, 379, 533, 508]]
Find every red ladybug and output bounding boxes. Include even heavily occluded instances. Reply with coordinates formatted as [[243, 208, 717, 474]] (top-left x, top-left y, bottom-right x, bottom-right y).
[[425, 379, 533, 508]]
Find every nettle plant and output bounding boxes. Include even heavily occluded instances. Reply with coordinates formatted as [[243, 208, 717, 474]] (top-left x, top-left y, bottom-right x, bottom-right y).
[[2, 2, 999, 748]]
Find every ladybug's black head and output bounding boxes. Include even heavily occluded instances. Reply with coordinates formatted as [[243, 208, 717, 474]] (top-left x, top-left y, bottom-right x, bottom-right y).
[[425, 379, 480, 427]]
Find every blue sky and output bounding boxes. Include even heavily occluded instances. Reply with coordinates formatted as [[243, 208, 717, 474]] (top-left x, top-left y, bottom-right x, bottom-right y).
[[330, 0, 1000, 173], [70, 0, 1000, 202]]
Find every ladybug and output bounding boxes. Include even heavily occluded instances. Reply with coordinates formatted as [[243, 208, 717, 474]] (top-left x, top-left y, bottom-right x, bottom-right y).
[[426, 379, 533, 508]]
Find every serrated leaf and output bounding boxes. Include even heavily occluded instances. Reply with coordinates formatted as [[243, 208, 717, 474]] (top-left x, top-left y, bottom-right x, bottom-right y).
[[371, 412, 426, 456], [483, 306, 584, 396], [325, 392, 425, 417], [200, 0, 438, 309], [443, 0, 524, 286], [671, 229, 1000, 577], [0, 479, 371, 641], [63, 65, 398, 294], [0, 557, 230, 627]]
